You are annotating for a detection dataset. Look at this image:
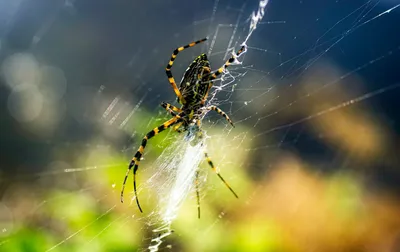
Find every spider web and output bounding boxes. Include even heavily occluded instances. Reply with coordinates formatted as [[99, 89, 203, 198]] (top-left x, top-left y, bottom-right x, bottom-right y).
[[1, 0, 400, 251]]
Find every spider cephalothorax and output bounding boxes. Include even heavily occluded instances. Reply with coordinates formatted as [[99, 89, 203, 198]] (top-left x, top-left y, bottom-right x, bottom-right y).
[[121, 38, 245, 217]]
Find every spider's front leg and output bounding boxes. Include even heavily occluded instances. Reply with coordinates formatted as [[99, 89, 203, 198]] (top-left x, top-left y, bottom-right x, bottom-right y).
[[165, 38, 208, 104], [121, 116, 181, 212], [202, 45, 246, 103], [209, 45, 246, 81]]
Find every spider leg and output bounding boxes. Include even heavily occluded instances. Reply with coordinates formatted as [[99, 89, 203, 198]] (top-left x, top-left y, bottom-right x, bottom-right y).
[[161, 102, 182, 113], [166, 38, 208, 104], [173, 121, 184, 133], [206, 105, 234, 127], [202, 46, 246, 103], [121, 116, 181, 212], [209, 46, 246, 81], [161, 102, 182, 117], [204, 153, 238, 198], [195, 170, 201, 219], [160, 102, 186, 132]]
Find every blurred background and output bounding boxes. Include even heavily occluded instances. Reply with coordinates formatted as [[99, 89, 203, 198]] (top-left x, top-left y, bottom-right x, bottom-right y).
[[1, 0, 400, 251]]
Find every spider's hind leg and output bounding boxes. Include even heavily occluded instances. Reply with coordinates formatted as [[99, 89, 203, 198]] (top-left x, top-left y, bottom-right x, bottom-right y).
[[195, 171, 201, 219], [204, 153, 238, 198]]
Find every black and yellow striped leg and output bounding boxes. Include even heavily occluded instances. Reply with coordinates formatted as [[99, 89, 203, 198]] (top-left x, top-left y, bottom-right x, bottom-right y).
[[202, 45, 246, 102], [161, 102, 182, 117], [173, 121, 184, 133], [160, 102, 185, 132], [121, 117, 181, 212], [165, 38, 208, 104], [204, 153, 238, 198], [195, 171, 201, 219], [206, 105, 234, 127], [209, 45, 246, 81]]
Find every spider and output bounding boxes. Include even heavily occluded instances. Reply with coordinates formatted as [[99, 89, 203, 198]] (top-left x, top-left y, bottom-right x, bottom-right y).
[[121, 38, 245, 217]]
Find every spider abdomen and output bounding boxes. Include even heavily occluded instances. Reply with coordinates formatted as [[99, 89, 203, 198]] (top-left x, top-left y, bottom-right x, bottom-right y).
[[178, 54, 211, 106]]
